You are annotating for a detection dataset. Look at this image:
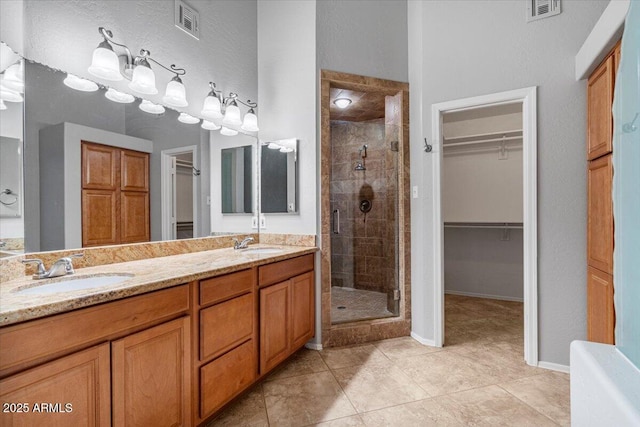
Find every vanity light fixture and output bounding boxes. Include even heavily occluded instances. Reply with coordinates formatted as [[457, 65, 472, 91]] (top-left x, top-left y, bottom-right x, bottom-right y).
[[63, 74, 99, 92], [333, 97, 352, 109], [105, 88, 135, 104], [88, 28, 127, 81], [280, 147, 294, 153], [220, 126, 238, 136], [222, 98, 242, 126], [163, 75, 188, 107], [0, 82, 23, 103], [178, 112, 199, 124], [267, 142, 282, 150], [139, 100, 165, 115], [241, 108, 259, 132], [0, 99, 6, 110], [201, 82, 223, 119], [201, 120, 221, 130], [2, 61, 24, 92]]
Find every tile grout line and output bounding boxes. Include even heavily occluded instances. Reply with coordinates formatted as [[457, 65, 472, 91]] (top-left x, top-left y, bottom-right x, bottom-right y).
[[496, 383, 564, 426]]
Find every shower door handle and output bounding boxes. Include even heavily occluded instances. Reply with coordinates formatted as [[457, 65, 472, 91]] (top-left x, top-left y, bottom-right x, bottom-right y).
[[333, 209, 340, 234]]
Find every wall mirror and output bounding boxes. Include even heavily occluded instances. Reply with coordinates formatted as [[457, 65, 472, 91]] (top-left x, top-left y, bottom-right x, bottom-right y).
[[260, 138, 298, 214], [220, 145, 254, 214], [1, 56, 258, 253]]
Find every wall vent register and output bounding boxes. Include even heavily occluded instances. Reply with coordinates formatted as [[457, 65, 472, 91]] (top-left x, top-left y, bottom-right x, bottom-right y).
[[527, 0, 561, 23], [175, 0, 200, 40]]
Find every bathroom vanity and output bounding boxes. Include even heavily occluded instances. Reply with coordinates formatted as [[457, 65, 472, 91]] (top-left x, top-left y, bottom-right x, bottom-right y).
[[0, 244, 316, 426]]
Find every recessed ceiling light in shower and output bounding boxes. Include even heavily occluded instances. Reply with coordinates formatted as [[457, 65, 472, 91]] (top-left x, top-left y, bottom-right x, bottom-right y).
[[333, 98, 352, 109]]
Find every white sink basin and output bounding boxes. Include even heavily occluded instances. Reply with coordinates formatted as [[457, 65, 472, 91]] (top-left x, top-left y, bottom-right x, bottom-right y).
[[241, 247, 283, 255], [15, 274, 134, 296]]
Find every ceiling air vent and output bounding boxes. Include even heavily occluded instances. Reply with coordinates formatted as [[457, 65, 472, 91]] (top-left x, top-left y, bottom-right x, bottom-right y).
[[175, 0, 200, 40], [527, 0, 561, 23]]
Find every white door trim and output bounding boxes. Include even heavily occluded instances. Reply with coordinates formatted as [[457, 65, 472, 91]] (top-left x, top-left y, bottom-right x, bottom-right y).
[[160, 145, 199, 240], [431, 86, 538, 366]]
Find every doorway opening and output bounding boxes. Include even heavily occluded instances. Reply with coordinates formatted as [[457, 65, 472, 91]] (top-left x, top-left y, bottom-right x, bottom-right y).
[[432, 87, 538, 366], [320, 70, 411, 347], [161, 145, 199, 240]]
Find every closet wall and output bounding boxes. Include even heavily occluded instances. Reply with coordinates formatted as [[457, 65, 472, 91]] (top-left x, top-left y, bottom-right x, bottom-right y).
[[443, 104, 524, 301]]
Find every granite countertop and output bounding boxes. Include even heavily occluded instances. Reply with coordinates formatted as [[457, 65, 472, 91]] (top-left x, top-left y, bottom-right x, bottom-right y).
[[0, 244, 317, 327]]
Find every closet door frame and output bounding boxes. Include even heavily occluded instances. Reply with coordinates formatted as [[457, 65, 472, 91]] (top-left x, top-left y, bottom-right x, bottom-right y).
[[430, 87, 538, 366]]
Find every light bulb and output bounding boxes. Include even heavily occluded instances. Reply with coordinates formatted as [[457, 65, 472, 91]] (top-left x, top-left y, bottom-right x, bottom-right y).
[[63, 74, 99, 92], [201, 120, 221, 130], [222, 101, 242, 126], [129, 63, 158, 95], [333, 98, 352, 109], [220, 126, 238, 136], [178, 113, 199, 124], [2, 62, 24, 92], [88, 41, 122, 81], [241, 108, 259, 132], [163, 76, 188, 108], [105, 88, 134, 103], [139, 100, 165, 114], [201, 94, 222, 119]]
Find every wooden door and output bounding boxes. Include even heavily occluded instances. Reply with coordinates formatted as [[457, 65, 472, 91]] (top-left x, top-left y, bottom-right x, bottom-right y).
[[587, 266, 615, 344], [0, 344, 110, 427], [587, 154, 613, 274], [259, 281, 290, 374], [121, 149, 149, 191], [82, 142, 118, 190], [120, 192, 149, 243], [587, 55, 614, 160], [290, 272, 315, 349], [112, 317, 191, 427]]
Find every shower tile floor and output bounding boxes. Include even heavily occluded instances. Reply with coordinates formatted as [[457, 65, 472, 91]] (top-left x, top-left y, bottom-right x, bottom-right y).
[[330, 286, 395, 324], [209, 295, 570, 426]]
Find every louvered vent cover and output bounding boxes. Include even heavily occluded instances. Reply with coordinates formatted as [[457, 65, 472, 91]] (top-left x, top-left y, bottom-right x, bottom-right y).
[[527, 0, 561, 22], [175, 0, 200, 40]]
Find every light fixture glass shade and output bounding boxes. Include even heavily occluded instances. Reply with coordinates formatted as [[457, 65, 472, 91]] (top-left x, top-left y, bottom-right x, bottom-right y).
[[201, 95, 223, 119], [2, 62, 24, 92], [201, 120, 221, 130], [0, 83, 23, 102], [267, 142, 282, 150], [241, 109, 259, 132], [0, 99, 7, 110], [88, 44, 123, 81], [63, 74, 99, 92], [178, 113, 199, 124], [163, 78, 188, 108], [280, 147, 294, 153], [105, 88, 135, 103], [220, 126, 238, 136], [222, 102, 242, 126], [333, 97, 352, 109], [129, 64, 158, 95], [139, 100, 165, 114]]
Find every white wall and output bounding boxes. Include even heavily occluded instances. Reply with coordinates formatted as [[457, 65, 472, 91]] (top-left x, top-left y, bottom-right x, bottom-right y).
[[408, 0, 610, 366], [257, 0, 316, 234]]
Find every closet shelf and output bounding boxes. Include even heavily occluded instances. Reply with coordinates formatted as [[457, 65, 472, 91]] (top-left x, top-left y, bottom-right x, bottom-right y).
[[443, 129, 522, 144], [444, 222, 523, 229]]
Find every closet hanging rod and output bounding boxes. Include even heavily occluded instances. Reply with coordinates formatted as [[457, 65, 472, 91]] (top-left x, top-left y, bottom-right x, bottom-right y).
[[444, 222, 523, 229], [443, 128, 523, 143], [443, 135, 522, 148]]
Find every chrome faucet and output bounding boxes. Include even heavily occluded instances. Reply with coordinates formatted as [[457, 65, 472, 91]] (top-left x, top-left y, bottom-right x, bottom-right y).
[[232, 236, 254, 250], [22, 253, 83, 279]]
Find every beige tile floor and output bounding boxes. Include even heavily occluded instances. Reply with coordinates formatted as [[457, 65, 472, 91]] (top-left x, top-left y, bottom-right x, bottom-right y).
[[331, 286, 395, 324], [209, 295, 570, 426]]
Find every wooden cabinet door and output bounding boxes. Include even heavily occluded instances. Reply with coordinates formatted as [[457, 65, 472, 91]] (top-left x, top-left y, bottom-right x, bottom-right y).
[[260, 281, 290, 374], [82, 189, 118, 247], [121, 150, 149, 191], [0, 344, 110, 427], [588, 154, 613, 274], [82, 142, 118, 189], [112, 317, 191, 427], [120, 192, 149, 243], [290, 271, 315, 349], [587, 55, 614, 160], [587, 266, 615, 344]]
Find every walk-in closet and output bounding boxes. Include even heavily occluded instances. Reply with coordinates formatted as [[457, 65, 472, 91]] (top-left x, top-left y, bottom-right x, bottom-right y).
[[442, 103, 525, 348]]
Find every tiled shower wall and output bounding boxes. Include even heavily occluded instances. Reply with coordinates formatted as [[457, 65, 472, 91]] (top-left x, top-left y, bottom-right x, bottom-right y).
[[330, 119, 398, 308]]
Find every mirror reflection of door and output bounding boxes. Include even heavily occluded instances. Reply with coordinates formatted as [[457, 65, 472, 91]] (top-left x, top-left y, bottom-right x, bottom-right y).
[[161, 147, 198, 240]]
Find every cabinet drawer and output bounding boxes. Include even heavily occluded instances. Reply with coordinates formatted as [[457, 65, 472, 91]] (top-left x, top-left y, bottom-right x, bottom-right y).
[[200, 339, 256, 419], [259, 254, 314, 287], [0, 285, 189, 377], [200, 293, 254, 361], [200, 269, 254, 306]]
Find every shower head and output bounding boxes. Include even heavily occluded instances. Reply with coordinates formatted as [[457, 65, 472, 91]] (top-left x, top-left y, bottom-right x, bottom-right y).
[[355, 161, 366, 171]]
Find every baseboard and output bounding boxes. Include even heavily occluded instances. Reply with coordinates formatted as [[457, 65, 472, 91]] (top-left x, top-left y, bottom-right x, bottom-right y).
[[537, 361, 570, 373], [410, 331, 438, 347], [445, 290, 524, 302], [305, 342, 323, 351]]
